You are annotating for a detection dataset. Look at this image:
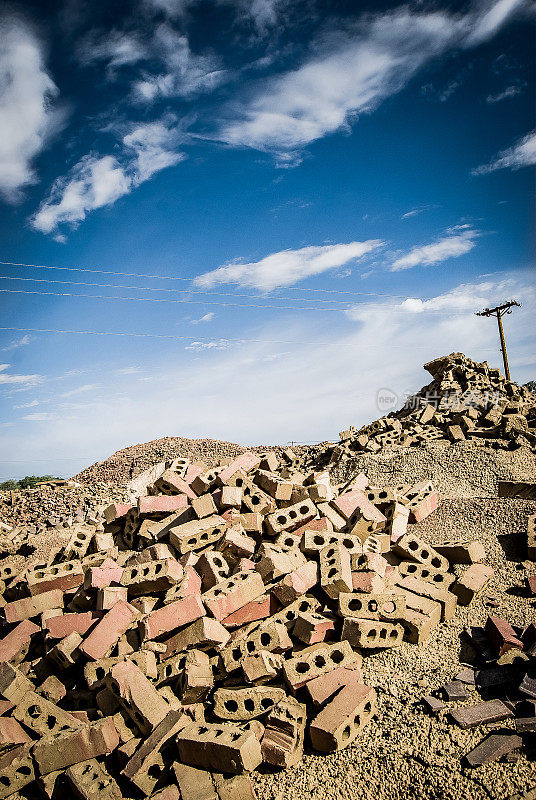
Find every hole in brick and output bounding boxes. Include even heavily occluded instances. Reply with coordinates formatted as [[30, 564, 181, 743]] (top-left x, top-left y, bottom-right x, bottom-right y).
[[408, 541, 418, 551], [353, 713, 361, 726], [379, 628, 387, 639], [299, 506, 309, 515], [201, 533, 209, 541], [314, 655, 326, 668], [298, 601, 309, 612], [431, 557, 442, 569], [187, 537, 197, 545], [421, 550, 429, 560], [289, 510, 297, 520], [251, 496, 261, 505], [382, 601, 395, 614], [155, 564, 163, 574], [348, 599, 362, 612], [364, 701, 372, 713], [331, 650, 344, 665], [232, 648, 243, 661], [295, 662, 310, 674], [142, 567, 150, 576], [367, 629, 377, 638], [341, 725, 352, 741], [198, 726, 209, 734], [313, 536, 325, 546], [0, 778, 10, 787], [246, 641, 255, 653], [368, 600, 378, 613], [244, 699, 255, 711], [214, 729, 224, 737], [407, 564, 417, 573], [327, 568, 337, 579], [260, 698, 273, 709], [260, 633, 271, 646], [130, 569, 138, 578], [46, 715, 57, 729], [284, 538, 294, 547], [277, 516, 287, 525], [27, 705, 41, 718], [389, 629, 399, 638], [342, 539, 354, 549], [224, 700, 239, 712], [148, 765, 162, 778]]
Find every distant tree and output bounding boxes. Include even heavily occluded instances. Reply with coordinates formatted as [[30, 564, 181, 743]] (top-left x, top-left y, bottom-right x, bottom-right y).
[[524, 380, 536, 393], [0, 475, 63, 491]]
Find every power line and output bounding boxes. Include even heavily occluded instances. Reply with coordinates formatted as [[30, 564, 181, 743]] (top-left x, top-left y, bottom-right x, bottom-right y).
[[0, 274, 386, 306], [0, 325, 499, 350], [0, 287, 471, 315], [0, 259, 432, 300]]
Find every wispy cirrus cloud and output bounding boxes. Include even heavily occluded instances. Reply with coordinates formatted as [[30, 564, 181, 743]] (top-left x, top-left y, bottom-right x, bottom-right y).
[[194, 241, 383, 290], [0, 364, 43, 388], [30, 115, 187, 238], [390, 225, 479, 272], [2, 335, 32, 352], [0, 14, 63, 202], [76, 29, 148, 76], [486, 84, 523, 103], [218, 1, 527, 162], [472, 129, 536, 175], [13, 399, 38, 409], [191, 313, 215, 324]]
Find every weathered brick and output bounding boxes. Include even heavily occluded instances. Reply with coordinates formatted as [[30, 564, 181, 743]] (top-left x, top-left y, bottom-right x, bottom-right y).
[[452, 563, 494, 606], [0, 619, 39, 664], [140, 594, 205, 640], [177, 722, 262, 773], [283, 640, 359, 691], [309, 683, 376, 752], [79, 600, 139, 661], [4, 589, 64, 623], [202, 571, 265, 621], [33, 717, 120, 775]]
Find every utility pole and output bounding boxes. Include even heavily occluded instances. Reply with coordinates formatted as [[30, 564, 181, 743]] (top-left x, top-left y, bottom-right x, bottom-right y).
[[476, 300, 520, 381]]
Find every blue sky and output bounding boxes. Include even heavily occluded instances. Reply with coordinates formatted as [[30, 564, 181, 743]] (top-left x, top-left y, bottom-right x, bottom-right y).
[[0, 0, 534, 480]]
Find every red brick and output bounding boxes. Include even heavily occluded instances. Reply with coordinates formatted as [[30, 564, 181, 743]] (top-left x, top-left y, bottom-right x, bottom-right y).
[[221, 595, 273, 628], [141, 594, 205, 640], [83, 558, 123, 589], [45, 611, 99, 640], [4, 589, 64, 623], [0, 620, 39, 664], [79, 600, 139, 660], [138, 495, 189, 515]]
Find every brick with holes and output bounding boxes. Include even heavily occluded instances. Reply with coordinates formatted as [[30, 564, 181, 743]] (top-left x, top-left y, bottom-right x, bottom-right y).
[[319, 544, 352, 599], [162, 616, 230, 658], [221, 621, 292, 673], [393, 532, 449, 572], [213, 686, 286, 721], [271, 561, 319, 606], [106, 660, 169, 736], [0, 619, 39, 665], [0, 744, 35, 798], [177, 722, 263, 774], [265, 499, 317, 537], [282, 640, 359, 692], [169, 515, 227, 555], [261, 696, 306, 768], [394, 576, 457, 622], [4, 589, 64, 624], [309, 683, 376, 752], [202, 571, 265, 621], [121, 710, 186, 795], [397, 561, 454, 589], [338, 591, 406, 622], [121, 558, 183, 596], [342, 618, 404, 649]]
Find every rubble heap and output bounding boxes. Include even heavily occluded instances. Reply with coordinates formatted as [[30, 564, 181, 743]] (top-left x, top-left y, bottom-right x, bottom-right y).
[[326, 353, 536, 465], [0, 451, 534, 799]]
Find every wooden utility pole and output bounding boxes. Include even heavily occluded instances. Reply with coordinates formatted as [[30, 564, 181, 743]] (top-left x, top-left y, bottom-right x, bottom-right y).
[[476, 300, 520, 380]]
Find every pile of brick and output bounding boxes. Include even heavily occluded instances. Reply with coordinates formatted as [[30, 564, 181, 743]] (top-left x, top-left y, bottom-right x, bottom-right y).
[[422, 613, 536, 767], [0, 451, 534, 798], [0, 483, 128, 544], [327, 353, 536, 464]]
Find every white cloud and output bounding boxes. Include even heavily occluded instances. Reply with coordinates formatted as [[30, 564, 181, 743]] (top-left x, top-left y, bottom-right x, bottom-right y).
[[59, 384, 99, 398], [401, 205, 436, 220], [2, 272, 533, 481], [390, 225, 479, 272], [218, 2, 527, 159], [133, 24, 226, 102], [2, 335, 32, 351], [191, 313, 215, 324], [0, 15, 62, 202], [22, 412, 58, 421], [117, 366, 142, 375], [0, 364, 43, 388], [77, 29, 148, 75], [185, 339, 234, 350], [143, 0, 282, 32], [486, 85, 523, 103], [472, 129, 536, 175], [13, 399, 38, 409], [30, 116, 186, 236], [194, 241, 383, 291]]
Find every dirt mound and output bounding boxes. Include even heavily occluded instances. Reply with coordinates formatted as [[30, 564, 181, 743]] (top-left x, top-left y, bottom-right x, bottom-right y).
[[73, 436, 314, 487]]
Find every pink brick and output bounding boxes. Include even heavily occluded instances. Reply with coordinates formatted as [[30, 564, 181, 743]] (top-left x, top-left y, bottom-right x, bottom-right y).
[[104, 503, 133, 523], [4, 590, 64, 623], [0, 700, 14, 716], [305, 664, 364, 706], [0, 717, 31, 749], [84, 559, 123, 590], [79, 601, 138, 661], [409, 491, 439, 523], [272, 561, 319, 605], [138, 495, 189, 515], [45, 612, 100, 640], [141, 595, 205, 640], [185, 464, 206, 484], [332, 490, 386, 524], [352, 572, 385, 593], [221, 595, 273, 628], [217, 452, 261, 484], [293, 517, 333, 538], [0, 620, 39, 663]]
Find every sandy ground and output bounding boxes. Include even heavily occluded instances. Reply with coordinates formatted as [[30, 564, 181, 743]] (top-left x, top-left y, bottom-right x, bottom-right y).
[[253, 497, 536, 800]]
